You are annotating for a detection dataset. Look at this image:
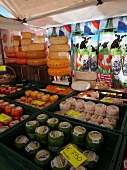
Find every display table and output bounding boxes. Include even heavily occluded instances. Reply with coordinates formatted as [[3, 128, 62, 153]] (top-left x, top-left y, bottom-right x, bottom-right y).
[[6, 64, 51, 82]]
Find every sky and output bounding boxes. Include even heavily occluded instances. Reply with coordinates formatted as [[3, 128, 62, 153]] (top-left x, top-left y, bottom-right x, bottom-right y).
[[0, 6, 15, 18]]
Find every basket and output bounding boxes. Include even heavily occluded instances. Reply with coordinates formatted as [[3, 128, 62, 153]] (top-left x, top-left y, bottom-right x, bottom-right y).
[[0, 66, 16, 84]]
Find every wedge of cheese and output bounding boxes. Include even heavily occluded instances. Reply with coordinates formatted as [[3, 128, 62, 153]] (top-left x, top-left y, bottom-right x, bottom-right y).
[[49, 44, 70, 52], [28, 43, 46, 51], [49, 52, 69, 60], [21, 38, 32, 45], [33, 36, 45, 43], [49, 36, 68, 44], [21, 32, 32, 39]]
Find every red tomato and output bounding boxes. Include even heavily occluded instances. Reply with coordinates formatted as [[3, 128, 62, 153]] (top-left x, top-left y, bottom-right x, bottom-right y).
[[3, 117, 13, 126], [5, 104, 16, 115], [0, 122, 3, 127], [1, 102, 10, 111], [11, 106, 23, 117]]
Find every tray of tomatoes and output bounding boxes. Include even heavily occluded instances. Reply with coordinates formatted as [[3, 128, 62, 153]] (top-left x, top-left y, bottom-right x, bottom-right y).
[[0, 99, 40, 137], [5, 89, 66, 110]]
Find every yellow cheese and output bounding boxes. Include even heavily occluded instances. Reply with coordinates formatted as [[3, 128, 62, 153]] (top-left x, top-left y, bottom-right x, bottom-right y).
[[14, 46, 19, 52], [49, 52, 69, 60], [8, 46, 14, 52], [48, 67, 71, 76], [47, 59, 70, 68], [28, 43, 46, 51], [21, 32, 32, 39], [49, 44, 70, 52], [21, 45, 29, 51], [49, 36, 68, 44], [21, 38, 32, 45], [12, 35, 21, 40], [27, 58, 47, 66], [33, 36, 45, 43], [13, 40, 20, 46]]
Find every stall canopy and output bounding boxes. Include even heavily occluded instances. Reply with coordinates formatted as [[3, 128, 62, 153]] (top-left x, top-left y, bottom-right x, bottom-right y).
[[0, 0, 127, 29]]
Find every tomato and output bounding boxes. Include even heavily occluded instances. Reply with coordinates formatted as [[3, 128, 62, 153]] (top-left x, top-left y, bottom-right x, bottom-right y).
[[25, 90, 32, 97], [11, 106, 23, 117], [3, 117, 13, 126], [50, 95, 59, 103], [42, 94, 50, 102], [1, 102, 10, 111], [0, 122, 3, 127], [5, 104, 16, 115]]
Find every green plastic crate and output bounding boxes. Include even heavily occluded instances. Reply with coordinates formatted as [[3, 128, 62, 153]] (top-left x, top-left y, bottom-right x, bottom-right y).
[[115, 136, 127, 170], [47, 97, 127, 134], [0, 111, 123, 170]]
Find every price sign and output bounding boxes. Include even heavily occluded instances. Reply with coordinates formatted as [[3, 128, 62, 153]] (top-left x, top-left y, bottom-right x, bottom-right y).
[[32, 100, 45, 106], [0, 65, 6, 71], [66, 110, 81, 118], [60, 144, 87, 168], [0, 94, 6, 97], [101, 98, 113, 103], [56, 87, 66, 91], [0, 113, 11, 122], [16, 84, 23, 87]]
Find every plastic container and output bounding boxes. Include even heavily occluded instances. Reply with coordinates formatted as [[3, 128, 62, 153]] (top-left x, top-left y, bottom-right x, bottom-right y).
[[0, 111, 123, 170]]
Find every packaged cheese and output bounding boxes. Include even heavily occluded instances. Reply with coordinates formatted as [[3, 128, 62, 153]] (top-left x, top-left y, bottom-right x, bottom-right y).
[[49, 51, 69, 60], [21, 38, 32, 45], [12, 40, 20, 46], [12, 35, 21, 40], [28, 43, 46, 51], [22, 45, 29, 51], [49, 44, 70, 52], [33, 36, 45, 43], [21, 32, 32, 39], [49, 36, 68, 44]]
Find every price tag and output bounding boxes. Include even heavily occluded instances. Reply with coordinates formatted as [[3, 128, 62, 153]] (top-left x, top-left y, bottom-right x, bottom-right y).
[[32, 100, 45, 106], [16, 84, 23, 87], [60, 144, 87, 168], [56, 87, 66, 91], [101, 98, 113, 103], [0, 113, 11, 122], [0, 94, 6, 97], [0, 65, 6, 71], [66, 110, 81, 118]]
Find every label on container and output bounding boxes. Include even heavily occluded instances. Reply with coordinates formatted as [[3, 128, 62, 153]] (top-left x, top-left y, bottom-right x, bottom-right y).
[[0, 126, 9, 133], [50, 131, 64, 138], [35, 126, 49, 134], [73, 126, 86, 136], [51, 155, 68, 168], [88, 131, 102, 144], [26, 120, 37, 127], [59, 122, 70, 129], [15, 135, 29, 144], [10, 120, 19, 127], [36, 150, 50, 161], [25, 141, 40, 152], [60, 144, 87, 168], [0, 113, 11, 122], [47, 118, 58, 124], [66, 110, 81, 118], [83, 150, 99, 163], [37, 114, 47, 120]]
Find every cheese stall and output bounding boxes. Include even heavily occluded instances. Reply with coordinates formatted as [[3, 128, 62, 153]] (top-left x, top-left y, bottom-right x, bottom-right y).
[[0, 0, 127, 170]]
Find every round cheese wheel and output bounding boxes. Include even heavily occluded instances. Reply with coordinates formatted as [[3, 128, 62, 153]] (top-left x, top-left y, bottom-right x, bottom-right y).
[[16, 58, 28, 65], [48, 67, 71, 76], [27, 58, 47, 66], [26, 50, 48, 58], [49, 52, 69, 60], [47, 59, 70, 68], [6, 58, 17, 64], [16, 51, 27, 58], [6, 52, 17, 58]]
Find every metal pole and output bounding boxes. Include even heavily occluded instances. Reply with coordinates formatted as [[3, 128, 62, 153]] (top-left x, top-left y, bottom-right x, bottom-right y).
[[0, 30, 5, 65]]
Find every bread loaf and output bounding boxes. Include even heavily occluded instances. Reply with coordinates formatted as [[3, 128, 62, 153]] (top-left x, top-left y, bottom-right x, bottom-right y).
[[22, 45, 29, 51], [28, 43, 46, 51], [33, 36, 45, 43], [49, 44, 70, 52], [13, 40, 20, 46], [12, 35, 21, 40], [49, 52, 69, 60], [21, 38, 32, 45], [21, 32, 32, 39], [49, 36, 68, 44]]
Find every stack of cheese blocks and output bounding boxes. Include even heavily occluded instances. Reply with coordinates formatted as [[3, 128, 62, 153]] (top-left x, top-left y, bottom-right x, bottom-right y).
[[27, 35, 47, 66], [6, 35, 21, 64], [47, 36, 71, 76]]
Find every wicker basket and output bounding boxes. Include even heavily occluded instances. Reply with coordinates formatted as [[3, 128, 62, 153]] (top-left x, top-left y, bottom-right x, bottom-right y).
[[0, 66, 16, 84]]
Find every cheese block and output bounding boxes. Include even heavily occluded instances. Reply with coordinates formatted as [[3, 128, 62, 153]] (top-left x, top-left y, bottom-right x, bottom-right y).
[[33, 36, 45, 43], [27, 58, 47, 66], [21, 32, 32, 39], [26, 50, 48, 58], [12, 35, 21, 40], [49, 36, 68, 45], [76, 71, 97, 81], [22, 45, 29, 51], [6, 52, 16, 58], [21, 38, 32, 45], [13, 40, 20, 46], [47, 59, 70, 68], [16, 51, 27, 58], [28, 43, 46, 51], [49, 44, 70, 52], [6, 58, 17, 64], [8, 46, 14, 52], [49, 51, 69, 60], [16, 58, 28, 65], [14, 46, 19, 52], [48, 67, 71, 76]]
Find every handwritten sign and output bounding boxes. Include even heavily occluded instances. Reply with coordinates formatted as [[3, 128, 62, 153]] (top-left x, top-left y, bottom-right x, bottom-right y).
[[0, 65, 6, 71], [56, 87, 66, 91], [0, 113, 11, 122], [66, 110, 81, 118], [32, 100, 45, 106], [60, 144, 87, 168]]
